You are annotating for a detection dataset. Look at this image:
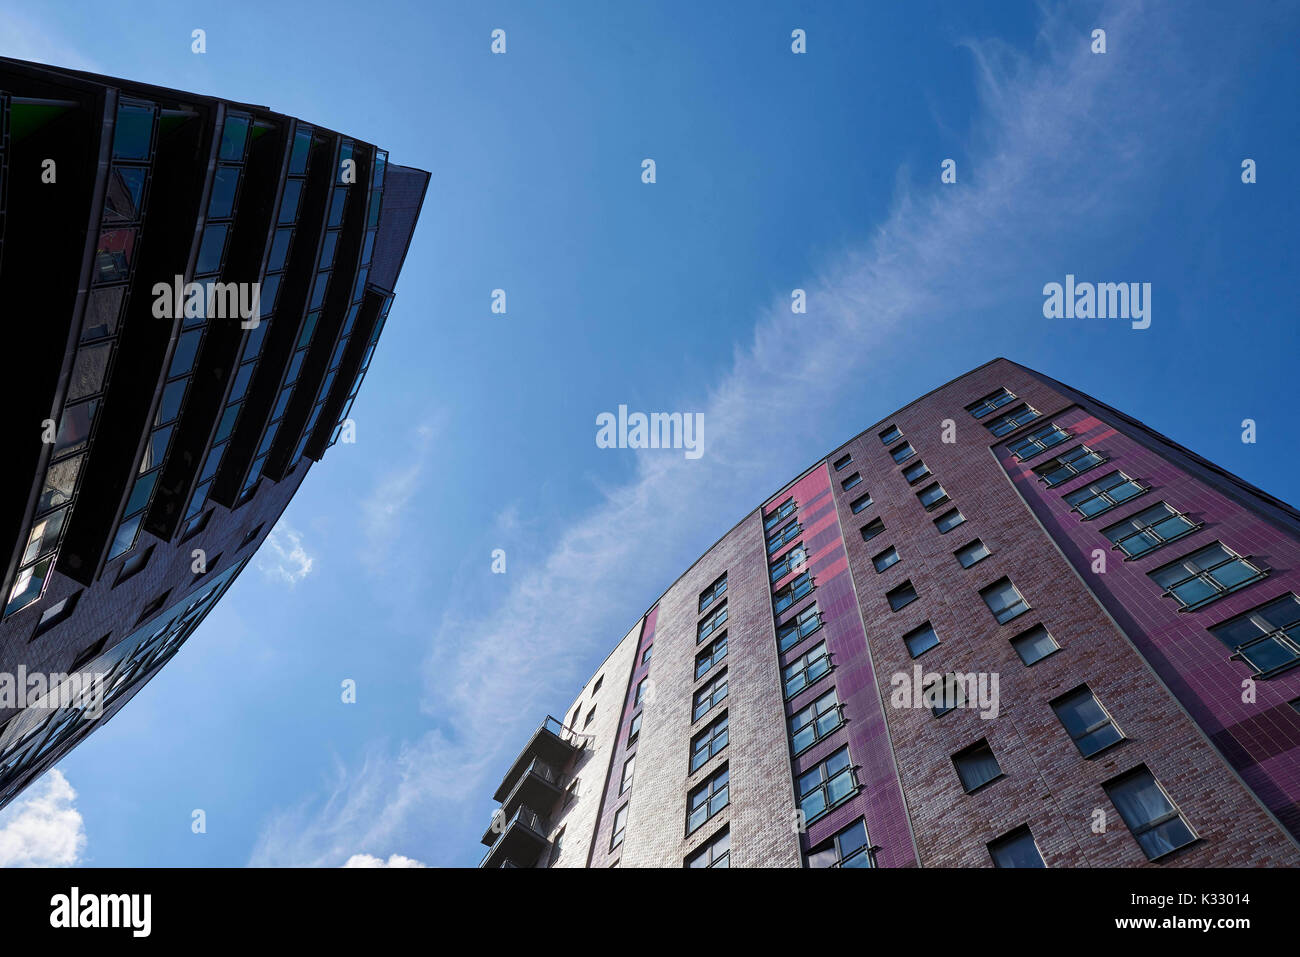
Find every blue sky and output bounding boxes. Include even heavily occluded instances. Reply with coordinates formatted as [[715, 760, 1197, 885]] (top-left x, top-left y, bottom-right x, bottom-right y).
[[0, 0, 1296, 867]]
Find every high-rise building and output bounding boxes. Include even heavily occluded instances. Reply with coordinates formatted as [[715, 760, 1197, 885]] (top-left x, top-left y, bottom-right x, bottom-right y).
[[0, 58, 428, 810], [483, 358, 1300, 868]]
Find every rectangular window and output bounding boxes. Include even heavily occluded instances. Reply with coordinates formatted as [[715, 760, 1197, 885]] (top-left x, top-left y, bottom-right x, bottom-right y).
[[783, 641, 830, 697], [620, 755, 636, 794], [790, 689, 842, 754], [916, 482, 949, 510], [860, 518, 885, 542], [699, 573, 728, 613], [981, 578, 1029, 624], [1051, 685, 1123, 757], [774, 572, 813, 613], [925, 673, 967, 717], [584, 706, 597, 727], [1104, 766, 1196, 860], [953, 740, 1002, 793], [965, 388, 1016, 418], [32, 591, 81, 639], [634, 677, 648, 706], [985, 403, 1040, 437], [693, 670, 728, 722], [841, 472, 862, 493], [627, 711, 642, 744], [770, 544, 807, 582], [872, 546, 900, 573], [890, 442, 916, 464], [903, 622, 939, 658], [135, 588, 172, 625], [695, 633, 728, 679], [687, 765, 729, 833], [698, 601, 729, 643], [886, 580, 917, 611], [778, 605, 823, 652], [879, 425, 903, 445], [593, 675, 603, 693], [690, 713, 729, 772], [902, 459, 931, 484], [955, 539, 990, 568], [764, 497, 796, 532], [989, 827, 1045, 868], [1149, 542, 1265, 611], [685, 828, 730, 868], [1064, 471, 1148, 518], [767, 520, 802, 555], [1102, 502, 1198, 558], [934, 508, 965, 533], [833, 453, 852, 471], [849, 492, 872, 514], [1033, 445, 1107, 486], [806, 818, 872, 868], [1011, 624, 1059, 665], [113, 545, 153, 586], [1208, 593, 1300, 676], [641, 645, 653, 665], [797, 747, 855, 824], [1008, 423, 1070, 460], [611, 804, 628, 850]]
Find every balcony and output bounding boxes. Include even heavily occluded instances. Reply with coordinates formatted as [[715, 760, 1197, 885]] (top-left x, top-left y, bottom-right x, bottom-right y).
[[479, 805, 550, 869], [491, 715, 584, 803], [480, 758, 563, 845]]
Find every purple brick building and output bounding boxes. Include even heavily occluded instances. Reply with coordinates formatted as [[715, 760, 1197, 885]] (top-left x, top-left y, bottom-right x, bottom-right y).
[[482, 358, 1300, 868], [0, 59, 427, 810]]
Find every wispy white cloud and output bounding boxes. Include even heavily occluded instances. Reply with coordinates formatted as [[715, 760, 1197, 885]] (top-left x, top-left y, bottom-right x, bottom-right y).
[[343, 852, 427, 868], [359, 422, 439, 573], [0, 771, 86, 868], [250, 1, 1236, 865], [256, 521, 315, 585]]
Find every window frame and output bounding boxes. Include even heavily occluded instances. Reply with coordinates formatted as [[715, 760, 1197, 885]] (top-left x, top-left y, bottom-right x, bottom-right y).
[[1149, 542, 1267, 612]]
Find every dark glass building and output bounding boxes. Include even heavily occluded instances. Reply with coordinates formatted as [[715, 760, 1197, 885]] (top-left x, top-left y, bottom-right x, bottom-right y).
[[484, 358, 1300, 868], [0, 57, 427, 810]]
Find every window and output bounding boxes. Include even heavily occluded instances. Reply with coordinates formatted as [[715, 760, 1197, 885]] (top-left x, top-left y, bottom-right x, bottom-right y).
[[849, 492, 872, 514], [593, 675, 604, 693], [699, 573, 728, 613], [833, 453, 852, 471], [860, 518, 885, 542], [934, 508, 965, 533], [1149, 542, 1266, 611], [1104, 766, 1196, 860], [685, 828, 730, 868], [72, 633, 111, 671], [806, 818, 873, 868], [886, 580, 917, 612], [584, 706, 597, 728], [774, 572, 813, 613], [113, 545, 154, 586], [1008, 423, 1070, 459], [627, 711, 642, 744], [778, 605, 823, 652], [764, 497, 796, 532], [1011, 624, 1059, 665], [986, 404, 1040, 436], [916, 482, 949, 511], [965, 387, 1016, 418], [770, 544, 807, 582], [925, 673, 967, 716], [31, 591, 81, 639], [687, 765, 729, 833], [620, 756, 636, 794], [841, 472, 862, 491], [955, 539, 990, 568], [989, 827, 1045, 868], [953, 740, 1003, 793], [872, 546, 900, 573], [611, 804, 628, 850], [1064, 471, 1148, 518], [902, 459, 931, 484], [181, 509, 213, 542], [783, 641, 830, 697], [549, 826, 565, 866], [570, 705, 580, 727], [1208, 593, 1300, 676], [1033, 445, 1107, 486], [890, 442, 915, 463], [135, 589, 172, 626], [797, 747, 855, 824], [767, 520, 801, 554], [641, 645, 653, 665], [790, 690, 842, 754], [1052, 685, 1123, 757], [690, 713, 728, 772], [696, 633, 728, 679], [1102, 502, 1199, 559], [698, 601, 728, 643], [981, 578, 1030, 624], [196, 552, 222, 578], [634, 678, 649, 706], [879, 425, 903, 445], [693, 670, 728, 721], [903, 622, 939, 658]]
